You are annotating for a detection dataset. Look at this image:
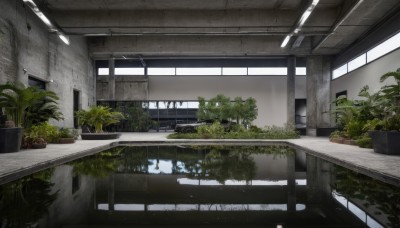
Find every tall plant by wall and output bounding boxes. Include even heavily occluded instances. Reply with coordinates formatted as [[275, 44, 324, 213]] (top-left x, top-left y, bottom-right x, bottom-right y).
[[0, 83, 62, 128]]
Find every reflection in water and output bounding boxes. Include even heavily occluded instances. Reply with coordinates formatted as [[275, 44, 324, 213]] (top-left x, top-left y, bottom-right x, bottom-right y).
[[0, 169, 57, 228], [0, 145, 399, 227]]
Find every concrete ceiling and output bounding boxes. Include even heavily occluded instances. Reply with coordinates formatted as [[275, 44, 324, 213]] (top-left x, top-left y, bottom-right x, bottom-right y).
[[34, 0, 400, 57]]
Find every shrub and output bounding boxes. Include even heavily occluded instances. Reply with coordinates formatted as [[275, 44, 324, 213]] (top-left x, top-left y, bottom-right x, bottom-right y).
[[28, 122, 59, 143], [346, 119, 365, 139], [262, 124, 300, 139], [356, 134, 372, 148], [196, 122, 225, 138]]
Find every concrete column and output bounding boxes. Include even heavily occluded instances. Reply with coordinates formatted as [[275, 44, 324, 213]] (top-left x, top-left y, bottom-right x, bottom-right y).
[[306, 56, 331, 136], [287, 56, 296, 124], [287, 153, 296, 212], [108, 58, 115, 100], [108, 174, 115, 211]]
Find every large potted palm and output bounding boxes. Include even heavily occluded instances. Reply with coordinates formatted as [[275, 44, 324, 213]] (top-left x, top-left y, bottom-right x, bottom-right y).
[[0, 83, 62, 153], [0, 83, 31, 153], [76, 105, 124, 140], [369, 68, 400, 154]]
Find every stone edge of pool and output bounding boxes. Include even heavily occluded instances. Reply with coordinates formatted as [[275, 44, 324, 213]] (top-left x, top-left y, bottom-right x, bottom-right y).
[[1, 139, 399, 187]]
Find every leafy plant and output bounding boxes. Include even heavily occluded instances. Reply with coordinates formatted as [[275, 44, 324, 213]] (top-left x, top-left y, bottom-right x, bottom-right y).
[[355, 134, 372, 148], [76, 106, 124, 133], [196, 121, 225, 138], [58, 128, 78, 139], [23, 122, 59, 147], [0, 83, 62, 128]]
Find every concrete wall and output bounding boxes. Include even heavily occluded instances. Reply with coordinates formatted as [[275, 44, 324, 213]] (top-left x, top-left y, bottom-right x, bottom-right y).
[[331, 48, 400, 101], [148, 75, 305, 127], [97, 75, 148, 100], [0, 0, 95, 128]]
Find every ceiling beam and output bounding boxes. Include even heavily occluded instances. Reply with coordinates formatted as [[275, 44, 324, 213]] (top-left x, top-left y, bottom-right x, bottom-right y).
[[311, 0, 364, 52]]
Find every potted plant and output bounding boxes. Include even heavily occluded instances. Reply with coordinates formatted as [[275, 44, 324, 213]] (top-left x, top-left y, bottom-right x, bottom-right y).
[[76, 106, 124, 140], [24, 127, 47, 149], [0, 83, 29, 153], [369, 68, 400, 154], [58, 128, 76, 144], [0, 83, 62, 152]]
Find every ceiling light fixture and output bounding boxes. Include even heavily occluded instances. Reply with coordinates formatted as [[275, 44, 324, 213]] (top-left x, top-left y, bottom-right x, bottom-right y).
[[281, 0, 319, 48], [281, 35, 292, 48], [23, 0, 70, 45]]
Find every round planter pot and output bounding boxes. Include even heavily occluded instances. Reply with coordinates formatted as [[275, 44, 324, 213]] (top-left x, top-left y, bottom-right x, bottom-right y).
[[32, 143, 47, 149], [59, 138, 75, 144], [81, 133, 121, 140], [0, 127, 24, 153]]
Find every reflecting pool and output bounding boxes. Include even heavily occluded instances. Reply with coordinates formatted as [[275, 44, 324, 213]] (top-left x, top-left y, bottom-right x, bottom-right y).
[[0, 145, 399, 227]]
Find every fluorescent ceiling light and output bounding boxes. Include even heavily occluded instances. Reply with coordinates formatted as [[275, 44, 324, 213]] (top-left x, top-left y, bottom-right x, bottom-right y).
[[282, 0, 319, 48], [58, 33, 70, 45], [24, 0, 70, 45], [281, 35, 292, 48]]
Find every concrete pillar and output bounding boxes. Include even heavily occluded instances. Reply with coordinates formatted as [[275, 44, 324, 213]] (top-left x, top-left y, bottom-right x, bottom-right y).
[[108, 174, 115, 211], [306, 56, 331, 136], [287, 153, 296, 212], [108, 58, 115, 100], [287, 56, 296, 124]]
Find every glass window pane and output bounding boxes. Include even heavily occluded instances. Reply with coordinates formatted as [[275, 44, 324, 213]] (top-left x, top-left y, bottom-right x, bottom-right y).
[[332, 64, 347, 79], [98, 68, 109, 75], [296, 67, 306, 75], [222, 67, 247, 75], [348, 53, 366, 72], [248, 67, 287, 75], [115, 68, 145, 75], [187, 102, 199, 109], [176, 68, 221, 75], [148, 68, 176, 75], [367, 32, 400, 63]]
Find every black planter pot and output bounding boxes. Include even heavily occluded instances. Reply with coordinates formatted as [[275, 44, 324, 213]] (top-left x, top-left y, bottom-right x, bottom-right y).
[[81, 133, 121, 140], [0, 127, 24, 153], [369, 131, 400, 155]]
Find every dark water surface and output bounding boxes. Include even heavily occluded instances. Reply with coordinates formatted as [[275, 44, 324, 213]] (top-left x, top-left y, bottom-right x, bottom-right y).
[[0, 145, 399, 228]]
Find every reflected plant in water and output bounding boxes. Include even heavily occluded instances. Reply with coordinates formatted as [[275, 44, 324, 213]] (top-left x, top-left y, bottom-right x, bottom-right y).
[[0, 169, 57, 228], [71, 147, 125, 178], [333, 167, 400, 227]]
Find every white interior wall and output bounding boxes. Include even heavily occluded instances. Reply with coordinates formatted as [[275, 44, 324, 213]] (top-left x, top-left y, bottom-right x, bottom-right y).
[[149, 75, 296, 127], [331, 48, 400, 101]]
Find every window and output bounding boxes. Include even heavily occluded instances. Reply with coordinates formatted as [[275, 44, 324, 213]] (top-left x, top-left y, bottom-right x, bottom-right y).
[[348, 53, 366, 72], [28, 77, 46, 90], [332, 64, 347, 79], [176, 68, 222, 75], [367, 32, 400, 63], [332, 31, 400, 80], [222, 67, 247, 75], [296, 67, 307, 76], [115, 68, 145, 75], [248, 67, 287, 75], [98, 68, 109, 75], [148, 68, 176, 75]]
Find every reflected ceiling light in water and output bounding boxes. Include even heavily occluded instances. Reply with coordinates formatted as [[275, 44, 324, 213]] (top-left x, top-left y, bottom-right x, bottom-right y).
[[177, 178, 307, 186], [97, 203, 306, 212]]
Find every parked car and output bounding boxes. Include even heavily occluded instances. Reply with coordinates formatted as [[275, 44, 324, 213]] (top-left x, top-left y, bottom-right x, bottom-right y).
[[175, 119, 236, 133]]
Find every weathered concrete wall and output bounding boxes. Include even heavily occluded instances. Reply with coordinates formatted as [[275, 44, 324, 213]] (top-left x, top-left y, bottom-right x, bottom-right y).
[[306, 56, 332, 135], [96, 75, 148, 100], [0, 0, 95, 127], [0, 18, 17, 84], [148, 75, 288, 127]]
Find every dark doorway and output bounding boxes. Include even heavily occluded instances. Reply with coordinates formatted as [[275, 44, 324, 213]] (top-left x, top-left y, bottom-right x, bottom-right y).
[[295, 99, 307, 135], [336, 90, 347, 99], [73, 90, 80, 129]]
